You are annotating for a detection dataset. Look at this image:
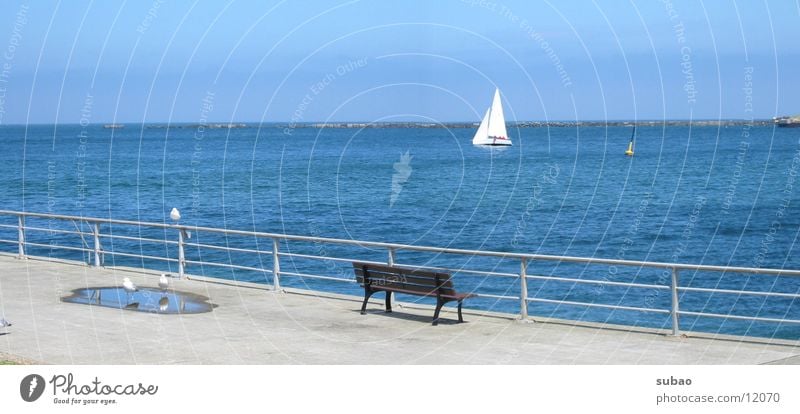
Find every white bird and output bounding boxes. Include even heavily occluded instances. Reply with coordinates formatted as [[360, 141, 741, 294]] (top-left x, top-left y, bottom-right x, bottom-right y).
[[122, 277, 138, 293], [158, 274, 169, 291], [122, 277, 138, 304], [0, 318, 11, 329], [122, 277, 139, 293], [170, 208, 181, 222]]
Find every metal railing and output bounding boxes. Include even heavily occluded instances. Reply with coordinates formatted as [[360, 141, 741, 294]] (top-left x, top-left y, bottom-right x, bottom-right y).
[[1, 209, 800, 337]]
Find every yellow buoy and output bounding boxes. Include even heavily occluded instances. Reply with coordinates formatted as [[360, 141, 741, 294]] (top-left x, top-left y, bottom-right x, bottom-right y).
[[625, 125, 635, 156]]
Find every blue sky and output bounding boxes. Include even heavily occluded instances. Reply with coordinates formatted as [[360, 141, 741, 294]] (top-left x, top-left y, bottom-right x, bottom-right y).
[[0, 0, 798, 124]]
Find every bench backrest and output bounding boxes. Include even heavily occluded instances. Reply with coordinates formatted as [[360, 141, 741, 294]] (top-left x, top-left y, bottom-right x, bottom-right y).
[[352, 262, 456, 297]]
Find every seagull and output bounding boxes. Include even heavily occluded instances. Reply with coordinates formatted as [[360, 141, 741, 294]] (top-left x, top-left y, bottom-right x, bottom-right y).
[[122, 277, 138, 304], [122, 277, 138, 293], [158, 274, 169, 291], [170, 208, 181, 222], [0, 318, 11, 329]]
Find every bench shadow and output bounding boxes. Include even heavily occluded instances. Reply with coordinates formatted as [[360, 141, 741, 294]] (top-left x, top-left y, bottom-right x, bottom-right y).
[[351, 309, 463, 325]]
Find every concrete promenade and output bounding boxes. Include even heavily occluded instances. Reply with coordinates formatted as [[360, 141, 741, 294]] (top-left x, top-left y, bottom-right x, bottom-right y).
[[0, 254, 798, 364]]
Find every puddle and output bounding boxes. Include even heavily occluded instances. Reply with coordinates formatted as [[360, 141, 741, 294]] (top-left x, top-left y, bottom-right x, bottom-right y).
[[61, 286, 216, 314]]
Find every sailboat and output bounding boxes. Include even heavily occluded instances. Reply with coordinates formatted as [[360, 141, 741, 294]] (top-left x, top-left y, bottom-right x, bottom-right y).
[[625, 125, 635, 156], [472, 88, 512, 146]]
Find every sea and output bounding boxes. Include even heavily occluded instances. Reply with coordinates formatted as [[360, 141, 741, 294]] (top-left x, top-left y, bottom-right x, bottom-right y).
[[1, 123, 799, 339]]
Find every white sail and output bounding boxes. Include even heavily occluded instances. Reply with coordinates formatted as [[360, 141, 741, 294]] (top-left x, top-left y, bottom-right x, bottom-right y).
[[472, 108, 490, 144], [472, 88, 511, 146], [486, 89, 508, 140]]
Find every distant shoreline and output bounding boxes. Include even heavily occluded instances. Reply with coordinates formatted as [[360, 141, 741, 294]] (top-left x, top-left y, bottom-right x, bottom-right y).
[[2, 119, 778, 129]]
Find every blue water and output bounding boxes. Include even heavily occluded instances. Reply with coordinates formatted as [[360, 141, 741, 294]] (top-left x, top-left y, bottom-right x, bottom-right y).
[[1, 123, 799, 339]]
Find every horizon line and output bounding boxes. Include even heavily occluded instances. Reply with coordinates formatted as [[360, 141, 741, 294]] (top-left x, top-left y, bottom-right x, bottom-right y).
[[0, 118, 778, 127]]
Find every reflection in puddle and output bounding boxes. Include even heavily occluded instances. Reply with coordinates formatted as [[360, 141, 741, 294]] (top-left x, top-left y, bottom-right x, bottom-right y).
[[62, 287, 216, 314]]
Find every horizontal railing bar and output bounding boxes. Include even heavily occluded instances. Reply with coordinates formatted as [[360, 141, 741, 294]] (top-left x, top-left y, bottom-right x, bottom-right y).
[[0, 224, 17, 229], [99, 233, 177, 245], [281, 256, 518, 284], [20, 226, 93, 237], [183, 259, 273, 274], [277, 251, 367, 264], [392, 262, 519, 278], [526, 297, 671, 314], [472, 293, 519, 301], [280, 271, 516, 298], [279, 271, 356, 283], [678, 310, 800, 325], [104, 250, 178, 262], [23, 242, 93, 253], [678, 286, 800, 299], [2, 210, 799, 276], [0, 212, 177, 228], [525, 274, 670, 290], [184, 242, 271, 255], [0, 238, 18, 244], [190, 260, 384, 276]]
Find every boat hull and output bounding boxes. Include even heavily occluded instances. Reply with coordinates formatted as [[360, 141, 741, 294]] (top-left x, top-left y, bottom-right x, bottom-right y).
[[774, 116, 800, 127], [473, 137, 512, 146]]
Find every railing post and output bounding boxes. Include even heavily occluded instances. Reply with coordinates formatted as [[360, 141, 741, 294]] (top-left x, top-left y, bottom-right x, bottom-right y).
[[177, 227, 185, 279], [272, 238, 281, 291], [387, 248, 395, 267], [519, 258, 529, 320], [17, 215, 25, 259], [92, 222, 101, 267], [670, 267, 680, 337]]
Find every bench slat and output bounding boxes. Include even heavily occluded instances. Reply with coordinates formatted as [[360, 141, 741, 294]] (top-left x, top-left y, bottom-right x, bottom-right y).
[[363, 281, 436, 295], [354, 270, 457, 296], [371, 286, 472, 301], [354, 264, 449, 281], [354, 270, 450, 288]]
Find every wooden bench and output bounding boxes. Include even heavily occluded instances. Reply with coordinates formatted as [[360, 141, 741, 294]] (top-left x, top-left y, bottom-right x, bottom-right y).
[[353, 262, 475, 325]]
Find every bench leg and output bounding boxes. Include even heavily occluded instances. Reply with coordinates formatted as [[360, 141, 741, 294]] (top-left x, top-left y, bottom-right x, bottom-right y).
[[385, 291, 392, 313], [360, 289, 375, 315], [457, 300, 464, 323], [432, 299, 444, 326]]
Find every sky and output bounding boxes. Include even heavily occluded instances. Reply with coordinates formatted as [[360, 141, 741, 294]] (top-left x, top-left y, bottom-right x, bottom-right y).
[[0, 0, 798, 124]]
